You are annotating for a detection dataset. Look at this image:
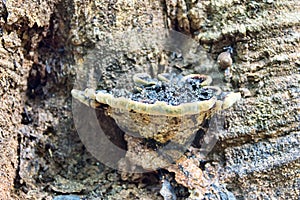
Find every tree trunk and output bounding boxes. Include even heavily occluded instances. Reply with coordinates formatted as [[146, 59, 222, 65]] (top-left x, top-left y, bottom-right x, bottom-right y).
[[0, 0, 298, 199]]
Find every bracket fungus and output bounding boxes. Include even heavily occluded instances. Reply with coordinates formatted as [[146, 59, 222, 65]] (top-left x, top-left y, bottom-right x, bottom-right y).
[[72, 72, 241, 169]]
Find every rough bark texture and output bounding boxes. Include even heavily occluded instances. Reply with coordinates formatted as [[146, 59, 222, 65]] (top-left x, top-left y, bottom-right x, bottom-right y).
[[0, 0, 299, 199]]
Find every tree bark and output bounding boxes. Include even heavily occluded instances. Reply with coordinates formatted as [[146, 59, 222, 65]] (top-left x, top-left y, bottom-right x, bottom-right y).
[[0, 0, 298, 199]]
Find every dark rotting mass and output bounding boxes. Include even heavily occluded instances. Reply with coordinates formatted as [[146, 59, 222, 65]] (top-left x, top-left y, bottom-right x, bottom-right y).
[[108, 73, 217, 106]]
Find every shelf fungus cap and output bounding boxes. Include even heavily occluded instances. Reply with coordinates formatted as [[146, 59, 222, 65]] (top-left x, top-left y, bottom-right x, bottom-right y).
[[180, 74, 212, 86], [71, 88, 218, 116], [71, 73, 241, 145], [71, 73, 241, 116], [72, 73, 224, 114], [133, 73, 157, 86]]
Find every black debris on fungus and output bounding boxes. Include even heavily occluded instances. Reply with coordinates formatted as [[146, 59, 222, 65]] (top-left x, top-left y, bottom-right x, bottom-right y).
[[106, 74, 217, 106]]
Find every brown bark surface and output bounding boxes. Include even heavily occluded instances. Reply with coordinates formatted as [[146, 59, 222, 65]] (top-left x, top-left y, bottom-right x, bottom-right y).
[[0, 0, 299, 199]]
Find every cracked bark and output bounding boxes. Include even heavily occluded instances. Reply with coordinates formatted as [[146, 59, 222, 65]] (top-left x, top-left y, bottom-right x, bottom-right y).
[[0, 0, 299, 199]]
